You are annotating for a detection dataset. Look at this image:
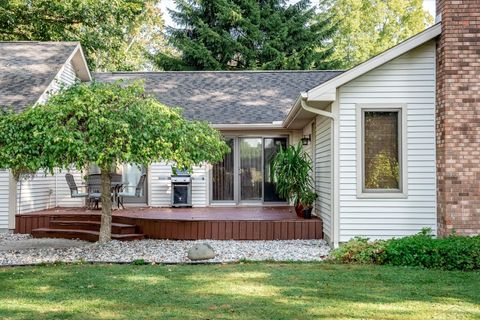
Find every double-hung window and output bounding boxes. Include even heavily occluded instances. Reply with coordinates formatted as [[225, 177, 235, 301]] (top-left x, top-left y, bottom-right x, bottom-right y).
[[357, 105, 407, 198]]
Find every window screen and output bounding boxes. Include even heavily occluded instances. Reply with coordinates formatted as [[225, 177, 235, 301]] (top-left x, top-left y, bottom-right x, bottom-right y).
[[363, 111, 400, 191]]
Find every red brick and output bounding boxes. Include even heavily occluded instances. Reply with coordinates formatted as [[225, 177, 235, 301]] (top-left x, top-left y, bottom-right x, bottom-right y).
[[436, 0, 480, 236]]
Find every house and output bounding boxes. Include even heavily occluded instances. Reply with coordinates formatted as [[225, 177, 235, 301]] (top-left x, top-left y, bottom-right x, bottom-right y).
[[0, 42, 91, 232], [1, 0, 478, 246]]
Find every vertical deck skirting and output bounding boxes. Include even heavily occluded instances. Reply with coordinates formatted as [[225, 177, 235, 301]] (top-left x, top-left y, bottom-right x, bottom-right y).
[[15, 212, 323, 240]]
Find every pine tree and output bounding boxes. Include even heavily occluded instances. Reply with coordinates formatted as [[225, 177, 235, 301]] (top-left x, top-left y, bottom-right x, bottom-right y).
[[153, 0, 338, 70]]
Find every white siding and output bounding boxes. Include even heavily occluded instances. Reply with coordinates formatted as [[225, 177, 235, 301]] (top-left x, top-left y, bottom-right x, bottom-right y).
[[17, 172, 56, 213], [302, 121, 314, 160], [149, 163, 173, 206], [0, 171, 10, 231], [15, 60, 81, 214], [191, 166, 208, 206], [337, 41, 437, 241], [315, 114, 332, 241], [149, 162, 208, 207], [55, 169, 85, 207], [37, 61, 78, 105]]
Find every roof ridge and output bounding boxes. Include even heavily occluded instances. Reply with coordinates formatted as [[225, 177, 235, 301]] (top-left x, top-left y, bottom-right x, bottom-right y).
[[94, 70, 344, 75], [0, 41, 79, 45]]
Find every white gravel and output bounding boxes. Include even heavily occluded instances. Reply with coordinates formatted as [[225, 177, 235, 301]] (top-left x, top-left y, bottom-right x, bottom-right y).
[[0, 233, 330, 266]]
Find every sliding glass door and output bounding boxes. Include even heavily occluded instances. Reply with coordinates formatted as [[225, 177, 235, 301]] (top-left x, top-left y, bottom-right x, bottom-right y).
[[212, 138, 235, 201], [211, 136, 288, 204], [240, 138, 263, 202], [121, 164, 147, 204], [264, 138, 287, 202]]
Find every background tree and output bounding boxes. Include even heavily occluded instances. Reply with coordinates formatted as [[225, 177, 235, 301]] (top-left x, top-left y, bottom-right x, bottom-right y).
[[0, 82, 229, 242], [154, 0, 338, 70], [0, 0, 164, 71], [319, 0, 433, 69]]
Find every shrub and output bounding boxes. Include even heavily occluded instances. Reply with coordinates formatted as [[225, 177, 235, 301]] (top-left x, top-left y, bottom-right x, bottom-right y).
[[330, 229, 480, 271], [329, 237, 386, 264], [383, 229, 480, 271]]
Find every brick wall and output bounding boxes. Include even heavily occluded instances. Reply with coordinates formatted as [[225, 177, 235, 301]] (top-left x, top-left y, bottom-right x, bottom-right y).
[[436, 0, 480, 236]]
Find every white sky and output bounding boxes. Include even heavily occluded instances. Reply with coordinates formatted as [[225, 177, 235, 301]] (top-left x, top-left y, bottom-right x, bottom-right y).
[[160, 0, 437, 28]]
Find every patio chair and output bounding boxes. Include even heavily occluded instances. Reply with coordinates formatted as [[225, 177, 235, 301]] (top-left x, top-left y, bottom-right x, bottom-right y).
[[117, 174, 147, 209], [86, 173, 122, 209], [65, 173, 88, 205], [86, 174, 102, 210]]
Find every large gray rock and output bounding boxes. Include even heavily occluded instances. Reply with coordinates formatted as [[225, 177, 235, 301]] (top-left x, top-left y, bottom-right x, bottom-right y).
[[187, 243, 215, 261]]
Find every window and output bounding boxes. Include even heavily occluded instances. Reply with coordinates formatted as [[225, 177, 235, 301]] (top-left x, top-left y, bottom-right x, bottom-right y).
[[357, 105, 406, 197]]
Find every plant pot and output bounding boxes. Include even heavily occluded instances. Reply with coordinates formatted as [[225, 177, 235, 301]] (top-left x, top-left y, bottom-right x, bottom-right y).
[[295, 203, 304, 217], [303, 207, 313, 219]]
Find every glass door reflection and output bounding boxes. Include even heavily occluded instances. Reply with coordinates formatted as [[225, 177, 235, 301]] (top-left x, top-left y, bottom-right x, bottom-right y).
[[239, 138, 263, 201]]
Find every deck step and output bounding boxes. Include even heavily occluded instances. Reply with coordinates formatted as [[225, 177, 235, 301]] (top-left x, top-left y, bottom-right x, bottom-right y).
[[50, 214, 101, 222], [31, 228, 144, 242], [50, 220, 137, 234]]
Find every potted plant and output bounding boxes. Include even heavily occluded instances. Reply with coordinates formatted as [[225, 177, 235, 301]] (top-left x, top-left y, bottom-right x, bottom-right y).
[[300, 190, 318, 219], [271, 142, 314, 217]]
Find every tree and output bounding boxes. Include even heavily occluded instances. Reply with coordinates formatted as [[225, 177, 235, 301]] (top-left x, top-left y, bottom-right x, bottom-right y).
[[319, 0, 433, 68], [0, 0, 164, 71], [153, 0, 338, 70], [0, 82, 229, 242]]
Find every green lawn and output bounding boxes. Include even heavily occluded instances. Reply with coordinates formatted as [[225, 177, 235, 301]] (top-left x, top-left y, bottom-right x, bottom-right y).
[[0, 263, 478, 320]]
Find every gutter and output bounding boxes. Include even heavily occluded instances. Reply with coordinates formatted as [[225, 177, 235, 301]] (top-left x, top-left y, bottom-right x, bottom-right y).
[[299, 92, 339, 248], [212, 123, 284, 130]]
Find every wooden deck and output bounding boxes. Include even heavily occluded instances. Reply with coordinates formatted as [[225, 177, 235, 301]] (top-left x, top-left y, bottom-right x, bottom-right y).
[[15, 206, 323, 240]]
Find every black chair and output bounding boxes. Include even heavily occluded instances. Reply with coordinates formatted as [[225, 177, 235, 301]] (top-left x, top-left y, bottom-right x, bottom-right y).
[[65, 173, 88, 205], [86, 174, 102, 209], [86, 173, 122, 209]]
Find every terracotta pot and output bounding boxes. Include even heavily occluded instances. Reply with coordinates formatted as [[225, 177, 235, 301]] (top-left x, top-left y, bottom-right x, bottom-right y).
[[295, 203, 304, 217]]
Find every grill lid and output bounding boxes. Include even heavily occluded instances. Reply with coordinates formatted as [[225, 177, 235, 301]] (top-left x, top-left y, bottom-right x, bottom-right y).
[[171, 176, 191, 183], [172, 167, 190, 177]]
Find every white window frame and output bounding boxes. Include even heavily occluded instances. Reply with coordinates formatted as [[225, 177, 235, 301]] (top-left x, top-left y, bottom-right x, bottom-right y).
[[356, 104, 408, 199]]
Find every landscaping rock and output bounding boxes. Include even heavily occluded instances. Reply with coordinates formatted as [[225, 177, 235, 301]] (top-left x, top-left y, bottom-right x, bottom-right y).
[[187, 243, 215, 260], [0, 233, 330, 265]]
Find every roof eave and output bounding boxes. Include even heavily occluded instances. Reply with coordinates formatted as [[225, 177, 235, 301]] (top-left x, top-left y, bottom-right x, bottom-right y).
[[283, 95, 302, 128], [212, 123, 285, 130], [211, 121, 284, 131]]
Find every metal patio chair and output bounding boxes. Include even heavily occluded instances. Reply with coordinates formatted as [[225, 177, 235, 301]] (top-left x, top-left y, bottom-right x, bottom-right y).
[[65, 173, 89, 206]]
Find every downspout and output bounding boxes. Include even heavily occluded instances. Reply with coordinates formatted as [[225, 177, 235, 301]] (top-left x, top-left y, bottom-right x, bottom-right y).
[[300, 92, 339, 248]]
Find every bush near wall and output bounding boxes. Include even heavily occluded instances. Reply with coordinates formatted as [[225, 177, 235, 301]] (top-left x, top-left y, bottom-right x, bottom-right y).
[[330, 229, 480, 271]]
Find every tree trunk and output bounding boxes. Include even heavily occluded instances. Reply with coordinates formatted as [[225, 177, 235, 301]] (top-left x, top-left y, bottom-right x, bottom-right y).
[[98, 169, 112, 243]]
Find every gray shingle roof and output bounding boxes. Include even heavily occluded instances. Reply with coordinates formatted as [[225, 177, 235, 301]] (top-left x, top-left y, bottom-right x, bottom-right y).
[[0, 41, 79, 112], [94, 71, 343, 124]]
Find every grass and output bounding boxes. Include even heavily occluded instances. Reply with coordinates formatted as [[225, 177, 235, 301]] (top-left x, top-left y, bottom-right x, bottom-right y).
[[0, 263, 479, 320]]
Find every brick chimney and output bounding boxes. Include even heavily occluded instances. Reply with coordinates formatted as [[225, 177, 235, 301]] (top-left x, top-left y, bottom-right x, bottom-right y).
[[436, 0, 480, 236]]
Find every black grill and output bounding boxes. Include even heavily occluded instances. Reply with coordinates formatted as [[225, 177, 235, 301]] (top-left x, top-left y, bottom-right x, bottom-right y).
[[171, 171, 192, 207]]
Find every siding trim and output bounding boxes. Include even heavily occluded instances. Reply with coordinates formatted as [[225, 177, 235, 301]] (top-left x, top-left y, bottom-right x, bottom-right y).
[[332, 93, 340, 247], [8, 172, 16, 229]]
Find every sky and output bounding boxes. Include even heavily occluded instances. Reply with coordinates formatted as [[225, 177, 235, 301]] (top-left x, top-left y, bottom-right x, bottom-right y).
[[160, 0, 437, 28]]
